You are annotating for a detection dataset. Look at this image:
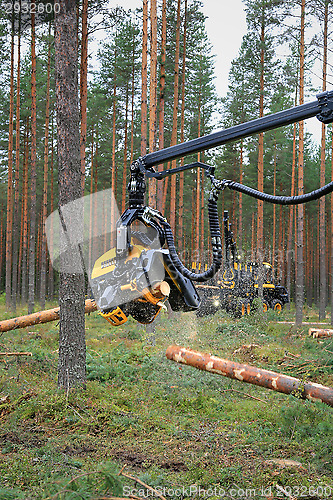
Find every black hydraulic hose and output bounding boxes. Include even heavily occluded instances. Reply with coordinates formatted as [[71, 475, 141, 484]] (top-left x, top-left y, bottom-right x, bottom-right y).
[[221, 179, 333, 205], [160, 193, 223, 282]]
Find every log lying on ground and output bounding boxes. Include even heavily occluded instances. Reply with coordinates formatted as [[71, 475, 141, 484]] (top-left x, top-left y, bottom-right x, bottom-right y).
[[166, 345, 333, 407], [0, 299, 97, 333], [0, 352, 32, 356], [309, 328, 333, 339]]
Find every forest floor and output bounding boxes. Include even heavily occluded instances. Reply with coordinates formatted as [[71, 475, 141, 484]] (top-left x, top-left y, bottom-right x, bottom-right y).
[[0, 295, 332, 499]]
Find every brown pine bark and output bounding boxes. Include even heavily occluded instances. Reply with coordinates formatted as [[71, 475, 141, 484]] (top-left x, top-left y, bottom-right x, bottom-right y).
[[256, 18, 265, 263], [319, 0, 328, 320], [48, 117, 55, 299], [130, 30, 136, 165], [272, 138, 277, 273], [238, 140, 243, 252], [122, 84, 129, 212], [80, 0, 88, 195], [141, 0, 148, 157], [6, 17, 15, 311], [331, 124, 333, 325], [40, 23, 52, 310], [177, 0, 187, 252], [286, 120, 297, 309], [11, 16, 21, 311], [295, 0, 305, 326], [55, 0, 86, 389], [111, 66, 117, 240], [21, 118, 29, 303], [28, 11, 37, 315], [169, 0, 181, 234], [157, 0, 167, 211], [148, 0, 158, 208]]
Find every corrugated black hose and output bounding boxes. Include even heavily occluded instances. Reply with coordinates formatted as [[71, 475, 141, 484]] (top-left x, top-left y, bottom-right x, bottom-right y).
[[220, 179, 333, 205], [160, 189, 223, 282]]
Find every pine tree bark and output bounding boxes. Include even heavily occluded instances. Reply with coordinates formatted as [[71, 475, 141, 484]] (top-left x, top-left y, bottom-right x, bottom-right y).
[[55, 0, 86, 389], [157, 0, 166, 211], [40, 23, 52, 310], [319, 0, 328, 320], [331, 124, 333, 325], [169, 0, 181, 233], [286, 120, 297, 310], [111, 54, 117, 240], [257, 14, 265, 303], [177, 0, 187, 252], [48, 117, 55, 299], [295, 0, 306, 326], [12, 15, 21, 311], [6, 17, 15, 311], [122, 84, 129, 212], [141, 0, 148, 157], [80, 0, 88, 195], [148, 0, 158, 208], [28, 11, 37, 315], [21, 118, 29, 303]]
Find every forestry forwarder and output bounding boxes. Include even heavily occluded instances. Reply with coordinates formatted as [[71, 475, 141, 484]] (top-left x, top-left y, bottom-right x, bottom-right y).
[[195, 211, 289, 318], [72, 91, 333, 326]]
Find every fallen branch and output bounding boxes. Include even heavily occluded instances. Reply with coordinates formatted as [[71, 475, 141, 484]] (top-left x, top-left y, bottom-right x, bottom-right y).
[[309, 328, 333, 339], [166, 346, 333, 407], [0, 299, 97, 333], [220, 388, 267, 403], [120, 471, 167, 500]]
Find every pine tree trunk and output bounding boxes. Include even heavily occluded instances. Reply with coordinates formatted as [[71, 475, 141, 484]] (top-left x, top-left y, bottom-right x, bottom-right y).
[[177, 0, 187, 252], [286, 121, 297, 310], [319, 0, 328, 320], [169, 0, 181, 233], [48, 117, 55, 299], [295, 0, 305, 326], [55, 0, 86, 389], [28, 11, 37, 315], [6, 17, 15, 311], [12, 18, 21, 312], [111, 60, 117, 240], [238, 140, 243, 252], [148, 0, 158, 208], [257, 16, 265, 302], [21, 118, 29, 303], [157, 0, 166, 211], [331, 124, 333, 325], [141, 0, 148, 157], [122, 84, 129, 212], [80, 0, 88, 195], [40, 23, 52, 310]]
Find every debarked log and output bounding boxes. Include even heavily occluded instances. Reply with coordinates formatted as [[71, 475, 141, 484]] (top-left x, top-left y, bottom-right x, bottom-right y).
[[309, 328, 333, 339], [0, 299, 98, 333], [166, 345, 333, 407]]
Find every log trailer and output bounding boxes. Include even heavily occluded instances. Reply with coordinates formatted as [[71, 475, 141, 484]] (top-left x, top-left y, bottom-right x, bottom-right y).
[[46, 90, 333, 326], [196, 211, 289, 318]]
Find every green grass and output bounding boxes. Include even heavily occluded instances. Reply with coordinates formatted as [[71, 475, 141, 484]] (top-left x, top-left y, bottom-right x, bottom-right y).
[[0, 297, 332, 499]]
